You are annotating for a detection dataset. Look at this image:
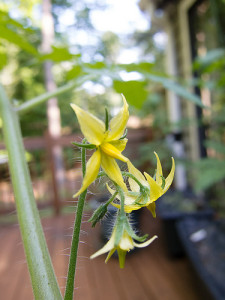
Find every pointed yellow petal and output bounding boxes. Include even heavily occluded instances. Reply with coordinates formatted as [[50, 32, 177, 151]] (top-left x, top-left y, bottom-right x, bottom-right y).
[[154, 152, 163, 186], [70, 103, 105, 145], [105, 248, 116, 263], [144, 172, 163, 202], [90, 243, 114, 260], [106, 183, 117, 196], [133, 235, 158, 248], [164, 157, 175, 192], [147, 202, 156, 218], [110, 138, 128, 152], [101, 142, 128, 162], [106, 94, 129, 141], [90, 230, 116, 259], [128, 160, 148, 191], [111, 202, 141, 213], [73, 149, 101, 198], [101, 153, 127, 191]]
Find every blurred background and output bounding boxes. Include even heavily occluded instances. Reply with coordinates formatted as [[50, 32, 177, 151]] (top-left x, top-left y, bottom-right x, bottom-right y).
[[0, 0, 224, 299]]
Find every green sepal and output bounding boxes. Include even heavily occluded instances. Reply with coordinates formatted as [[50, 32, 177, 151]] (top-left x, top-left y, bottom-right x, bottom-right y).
[[105, 107, 109, 132], [160, 175, 166, 189], [88, 204, 108, 227], [134, 186, 150, 206], [88, 191, 118, 227], [114, 213, 126, 246], [117, 248, 127, 269], [124, 218, 148, 242], [71, 141, 96, 149], [119, 128, 128, 140]]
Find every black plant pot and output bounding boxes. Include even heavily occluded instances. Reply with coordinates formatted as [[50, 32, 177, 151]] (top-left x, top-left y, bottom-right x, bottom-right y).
[[157, 190, 213, 258], [177, 217, 225, 300]]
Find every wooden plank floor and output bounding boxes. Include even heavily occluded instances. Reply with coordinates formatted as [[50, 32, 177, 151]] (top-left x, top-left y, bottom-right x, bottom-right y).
[[0, 209, 206, 300]]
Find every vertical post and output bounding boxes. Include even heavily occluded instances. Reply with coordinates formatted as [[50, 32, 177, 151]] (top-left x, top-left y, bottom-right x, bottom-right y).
[[41, 0, 65, 214], [45, 131, 61, 214], [165, 16, 187, 191]]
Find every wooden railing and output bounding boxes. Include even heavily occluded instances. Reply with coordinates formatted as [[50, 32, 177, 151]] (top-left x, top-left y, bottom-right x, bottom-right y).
[[0, 128, 152, 215]]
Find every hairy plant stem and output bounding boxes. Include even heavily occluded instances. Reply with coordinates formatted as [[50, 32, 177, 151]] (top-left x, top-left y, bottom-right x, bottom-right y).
[[64, 141, 87, 300], [0, 84, 62, 300]]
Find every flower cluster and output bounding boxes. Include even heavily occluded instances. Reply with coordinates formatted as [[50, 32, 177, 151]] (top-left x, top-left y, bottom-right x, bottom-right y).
[[71, 95, 175, 268]]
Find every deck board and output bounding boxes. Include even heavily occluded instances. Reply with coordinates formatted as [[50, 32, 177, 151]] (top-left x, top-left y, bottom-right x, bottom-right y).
[[0, 210, 206, 300]]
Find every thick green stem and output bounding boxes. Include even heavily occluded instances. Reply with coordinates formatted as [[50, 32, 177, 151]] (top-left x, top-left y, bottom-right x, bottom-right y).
[[15, 75, 95, 114], [0, 84, 62, 300], [64, 143, 87, 300]]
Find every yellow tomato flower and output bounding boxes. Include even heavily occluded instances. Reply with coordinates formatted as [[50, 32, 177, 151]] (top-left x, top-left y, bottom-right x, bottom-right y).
[[71, 95, 129, 197], [90, 226, 157, 268], [108, 152, 175, 217]]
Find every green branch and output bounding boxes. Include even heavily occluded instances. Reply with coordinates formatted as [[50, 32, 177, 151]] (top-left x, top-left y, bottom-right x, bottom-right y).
[[0, 84, 62, 300], [15, 75, 95, 114]]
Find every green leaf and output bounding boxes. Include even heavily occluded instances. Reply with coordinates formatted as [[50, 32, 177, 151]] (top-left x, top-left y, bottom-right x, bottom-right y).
[[41, 46, 80, 62], [194, 159, 225, 191], [66, 65, 83, 80], [0, 24, 38, 55], [120, 62, 154, 73], [85, 61, 106, 69], [0, 10, 35, 33], [193, 48, 225, 71], [146, 74, 206, 108], [113, 80, 148, 109], [0, 51, 7, 70]]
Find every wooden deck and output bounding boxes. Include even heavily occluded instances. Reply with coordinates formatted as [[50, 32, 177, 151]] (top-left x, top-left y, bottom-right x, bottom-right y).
[[0, 209, 207, 300]]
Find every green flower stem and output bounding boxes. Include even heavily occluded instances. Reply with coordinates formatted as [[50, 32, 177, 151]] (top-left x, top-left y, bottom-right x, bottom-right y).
[[64, 143, 87, 300], [15, 75, 95, 114], [117, 185, 125, 215], [0, 84, 62, 300], [121, 171, 144, 188]]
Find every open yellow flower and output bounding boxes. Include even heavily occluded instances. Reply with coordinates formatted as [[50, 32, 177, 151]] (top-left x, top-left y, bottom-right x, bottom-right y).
[[108, 152, 175, 216], [71, 95, 129, 197], [90, 226, 157, 268]]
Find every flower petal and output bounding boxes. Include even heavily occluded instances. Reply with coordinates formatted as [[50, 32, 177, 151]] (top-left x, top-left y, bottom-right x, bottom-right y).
[[73, 149, 101, 198], [90, 242, 115, 260], [110, 138, 128, 152], [101, 142, 128, 162], [70, 103, 105, 145], [119, 231, 135, 251], [154, 152, 163, 186], [111, 202, 142, 213], [133, 235, 158, 248], [106, 94, 129, 141], [147, 202, 156, 218], [106, 183, 117, 196], [105, 249, 116, 263], [144, 172, 163, 202], [164, 157, 175, 192], [101, 153, 127, 191], [90, 229, 116, 260], [128, 160, 148, 191]]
